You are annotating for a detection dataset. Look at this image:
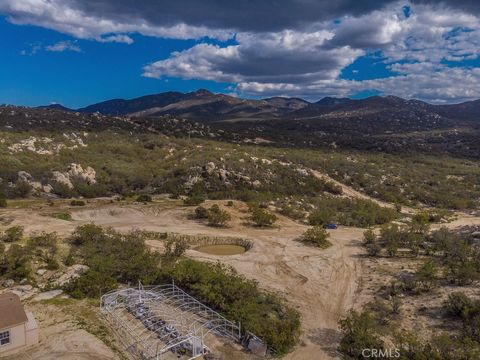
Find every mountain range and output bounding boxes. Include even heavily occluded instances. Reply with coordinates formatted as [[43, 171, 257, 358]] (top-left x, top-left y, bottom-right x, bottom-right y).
[[38, 89, 480, 125]]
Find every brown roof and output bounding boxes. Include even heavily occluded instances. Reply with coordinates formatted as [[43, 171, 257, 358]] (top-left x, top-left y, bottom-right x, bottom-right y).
[[0, 292, 28, 330]]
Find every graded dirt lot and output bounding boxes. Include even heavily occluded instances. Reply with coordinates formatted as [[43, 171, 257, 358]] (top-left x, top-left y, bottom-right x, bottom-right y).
[[1, 199, 366, 359]]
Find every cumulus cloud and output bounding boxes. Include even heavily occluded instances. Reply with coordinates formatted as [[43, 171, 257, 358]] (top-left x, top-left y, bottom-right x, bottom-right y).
[[238, 66, 480, 104], [144, 30, 363, 84], [0, 0, 233, 41]]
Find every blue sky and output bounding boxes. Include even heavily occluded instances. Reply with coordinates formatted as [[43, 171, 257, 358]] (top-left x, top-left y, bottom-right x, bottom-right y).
[[0, 18, 233, 108], [1, 1, 480, 107]]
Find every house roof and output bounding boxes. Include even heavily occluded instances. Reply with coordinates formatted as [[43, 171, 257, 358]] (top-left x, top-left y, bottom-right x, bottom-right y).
[[0, 292, 28, 330]]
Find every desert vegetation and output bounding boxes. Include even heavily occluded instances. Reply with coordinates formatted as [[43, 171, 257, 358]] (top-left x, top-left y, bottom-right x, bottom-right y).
[[60, 225, 300, 354]]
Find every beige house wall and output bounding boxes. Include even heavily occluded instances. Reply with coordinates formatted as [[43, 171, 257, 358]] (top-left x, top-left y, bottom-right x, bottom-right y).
[[0, 323, 27, 355], [25, 312, 38, 346], [0, 312, 38, 356]]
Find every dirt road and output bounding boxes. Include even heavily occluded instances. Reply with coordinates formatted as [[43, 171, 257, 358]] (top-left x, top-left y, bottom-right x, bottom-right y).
[[310, 169, 416, 214]]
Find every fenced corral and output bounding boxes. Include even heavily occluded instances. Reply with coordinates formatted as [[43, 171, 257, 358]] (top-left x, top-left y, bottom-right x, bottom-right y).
[[100, 283, 267, 359]]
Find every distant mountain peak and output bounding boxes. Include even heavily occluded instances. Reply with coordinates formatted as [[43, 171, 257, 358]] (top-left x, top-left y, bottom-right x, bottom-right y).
[[315, 97, 351, 106], [193, 88, 213, 96], [37, 103, 73, 112]]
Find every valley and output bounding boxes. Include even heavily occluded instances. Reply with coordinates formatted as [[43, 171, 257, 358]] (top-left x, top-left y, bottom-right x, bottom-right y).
[[0, 100, 479, 360]]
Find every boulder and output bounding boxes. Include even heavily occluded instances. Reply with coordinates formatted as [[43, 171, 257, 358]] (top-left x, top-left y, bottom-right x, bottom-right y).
[[17, 171, 45, 192], [51, 163, 97, 189], [52, 171, 74, 189], [34, 289, 63, 301], [204, 162, 216, 175], [67, 163, 96, 184], [54, 264, 89, 286], [3, 279, 15, 287]]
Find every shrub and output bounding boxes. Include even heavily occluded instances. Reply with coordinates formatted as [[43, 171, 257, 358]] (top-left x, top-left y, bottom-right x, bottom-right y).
[[2, 244, 32, 280], [183, 195, 205, 206], [68, 225, 160, 285], [164, 237, 188, 259], [0, 196, 6, 208], [366, 242, 382, 257], [194, 206, 209, 219], [309, 208, 334, 226], [363, 229, 376, 245], [279, 204, 304, 220], [249, 204, 277, 227], [447, 260, 480, 285], [53, 212, 72, 221], [70, 200, 86, 206], [46, 258, 60, 270], [445, 292, 474, 317], [415, 260, 438, 292], [161, 259, 301, 354], [299, 226, 331, 248], [27, 231, 58, 250], [65, 270, 118, 299], [207, 204, 231, 227], [11, 181, 32, 198], [339, 310, 384, 358], [64, 251, 75, 266], [2, 226, 24, 243], [136, 194, 152, 203], [226, 200, 234, 207]]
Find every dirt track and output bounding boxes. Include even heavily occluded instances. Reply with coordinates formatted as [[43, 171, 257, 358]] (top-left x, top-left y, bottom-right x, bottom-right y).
[[310, 169, 416, 214]]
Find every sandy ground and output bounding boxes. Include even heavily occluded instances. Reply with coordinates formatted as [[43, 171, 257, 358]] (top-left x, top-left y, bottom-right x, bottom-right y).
[[3, 301, 118, 360]]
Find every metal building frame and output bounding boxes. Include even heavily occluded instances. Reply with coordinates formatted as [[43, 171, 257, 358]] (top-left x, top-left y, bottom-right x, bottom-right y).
[[100, 283, 265, 359]]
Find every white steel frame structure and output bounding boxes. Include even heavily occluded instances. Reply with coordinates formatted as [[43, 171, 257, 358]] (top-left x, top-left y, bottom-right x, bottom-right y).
[[100, 283, 265, 360]]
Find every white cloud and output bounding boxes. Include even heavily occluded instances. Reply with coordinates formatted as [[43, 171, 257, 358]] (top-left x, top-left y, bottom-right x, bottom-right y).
[[144, 29, 363, 84], [45, 40, 81, 52], [98, 34, 134, 44], [3, 0, 480, 102], [0, 0, 233, 42]]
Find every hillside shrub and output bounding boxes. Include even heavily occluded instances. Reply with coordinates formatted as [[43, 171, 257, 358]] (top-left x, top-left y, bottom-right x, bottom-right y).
[[249, 203, 277, 227], [136, 194, 153, 203], [1, 226, 24, 243], [299, 226, 331, 248], [207, 204, 231, 227], [183, 195, 205, 206], [70, 200, 86, 206], [194, 206, 209, 219]]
